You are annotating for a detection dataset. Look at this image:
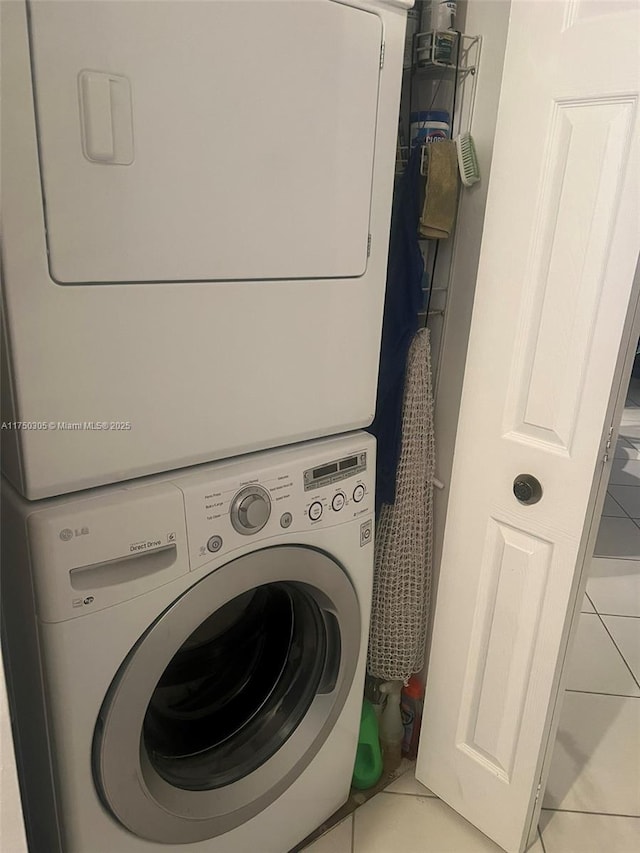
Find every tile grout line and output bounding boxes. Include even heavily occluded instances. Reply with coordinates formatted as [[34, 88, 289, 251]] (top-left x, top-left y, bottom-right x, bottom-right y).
[[566, 688, 640, 699], [538, 825, 547, 853], [615, 435, 633, 449], [592, 552, 640, 563], [596, 612, 640, 619], [615, 473, 640, 529], [619, 434, 640, 448], [382, 790, 436, 798], [541, 806, 640, 819], [605, 489, 631, 518], [596, 613, 640, 690], [593, 514, 640, 554]]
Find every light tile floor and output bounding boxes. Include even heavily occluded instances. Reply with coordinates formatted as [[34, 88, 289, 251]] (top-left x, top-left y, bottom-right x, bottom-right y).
[[302, 389, 640, 852]]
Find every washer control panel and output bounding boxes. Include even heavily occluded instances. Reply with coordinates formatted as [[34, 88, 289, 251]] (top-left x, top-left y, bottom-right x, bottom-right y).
[[175, 439, 373, 572]]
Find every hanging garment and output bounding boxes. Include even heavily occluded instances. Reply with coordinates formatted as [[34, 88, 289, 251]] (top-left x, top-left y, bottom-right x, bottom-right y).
[[369, 145, 425, 507], [368, 328, 435, 683]]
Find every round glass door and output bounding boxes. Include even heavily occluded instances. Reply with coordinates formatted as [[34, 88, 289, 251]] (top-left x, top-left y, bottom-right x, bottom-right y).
[[93, 546, 361, 844], [144, 583, 330, 790]]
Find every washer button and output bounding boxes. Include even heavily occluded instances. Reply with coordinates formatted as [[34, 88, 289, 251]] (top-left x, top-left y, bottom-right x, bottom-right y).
[[280, 512, 293, 528], [353, 484, 365, 503], [309, 501, 323, 521], [207, 535, 223, 553], [332, 492, 346, 512]]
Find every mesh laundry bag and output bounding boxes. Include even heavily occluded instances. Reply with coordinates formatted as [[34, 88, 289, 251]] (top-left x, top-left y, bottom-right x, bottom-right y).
[[368, 328, 435, 683]]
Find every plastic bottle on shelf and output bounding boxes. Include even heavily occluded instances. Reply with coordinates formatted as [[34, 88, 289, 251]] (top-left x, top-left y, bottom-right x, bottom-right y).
[[430, 0, 456, 31], [378, 681, 404, 772], [400, 676, 424, 760], [430, 1, 457, 64]]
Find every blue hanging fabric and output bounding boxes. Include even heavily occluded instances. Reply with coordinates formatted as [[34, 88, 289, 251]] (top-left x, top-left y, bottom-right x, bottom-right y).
[[369, 145, 425, 508]]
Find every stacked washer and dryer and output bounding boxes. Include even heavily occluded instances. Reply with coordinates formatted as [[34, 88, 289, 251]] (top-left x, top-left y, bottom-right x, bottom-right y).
[[0, 1, 410, 851]]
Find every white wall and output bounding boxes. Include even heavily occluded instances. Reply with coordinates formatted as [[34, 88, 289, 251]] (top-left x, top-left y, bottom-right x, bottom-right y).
[[0, 661, 28, 853]]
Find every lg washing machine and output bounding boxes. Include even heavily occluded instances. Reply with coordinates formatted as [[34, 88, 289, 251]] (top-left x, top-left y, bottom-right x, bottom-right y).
[[1, 432, 375, 852]]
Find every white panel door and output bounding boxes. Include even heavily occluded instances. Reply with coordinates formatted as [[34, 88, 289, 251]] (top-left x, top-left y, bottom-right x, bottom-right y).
[[28, 0, 382, 283], [417, 1, 640, 852]]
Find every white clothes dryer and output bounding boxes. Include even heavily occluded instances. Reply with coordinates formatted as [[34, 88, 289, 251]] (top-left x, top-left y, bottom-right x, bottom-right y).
[[1, 432, 375, 853], [1, 0, 410, 499]]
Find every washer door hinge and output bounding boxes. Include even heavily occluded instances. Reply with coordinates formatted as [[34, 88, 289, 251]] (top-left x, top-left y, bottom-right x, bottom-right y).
[[380, 42, 385, 69]]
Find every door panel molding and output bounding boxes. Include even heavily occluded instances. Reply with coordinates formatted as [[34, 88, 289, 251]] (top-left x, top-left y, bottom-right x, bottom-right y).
[[456, 520, 553, 782], [505, 95, 637, 451]]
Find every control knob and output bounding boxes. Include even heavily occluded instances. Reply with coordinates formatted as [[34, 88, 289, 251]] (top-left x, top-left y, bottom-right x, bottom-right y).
[[230, 485, 272, 535]]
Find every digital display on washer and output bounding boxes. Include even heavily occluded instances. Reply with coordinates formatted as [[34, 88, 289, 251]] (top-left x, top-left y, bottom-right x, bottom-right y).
[[339, 456, 358, 471], [303, 451, 367, 490], [313, 463, 338, 479]]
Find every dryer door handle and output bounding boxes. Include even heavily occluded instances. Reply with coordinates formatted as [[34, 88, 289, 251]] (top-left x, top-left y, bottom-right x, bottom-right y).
[[79, 70, 134, 165]]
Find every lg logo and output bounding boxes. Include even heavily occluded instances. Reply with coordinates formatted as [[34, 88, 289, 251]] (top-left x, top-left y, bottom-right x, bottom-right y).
[[59, 527, 89, 541]]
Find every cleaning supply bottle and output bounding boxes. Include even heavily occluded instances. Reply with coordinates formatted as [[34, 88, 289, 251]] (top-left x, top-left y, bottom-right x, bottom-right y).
[[430, 0, 457, 64], [401, 676, 424, 760], [430, 0, 456, 31], [352, 699, 384, 790], [379, 681, 404, 772]]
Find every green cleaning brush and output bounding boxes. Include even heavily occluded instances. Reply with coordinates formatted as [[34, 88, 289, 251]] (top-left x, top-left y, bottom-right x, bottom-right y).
[[456, 132, 480, 187]]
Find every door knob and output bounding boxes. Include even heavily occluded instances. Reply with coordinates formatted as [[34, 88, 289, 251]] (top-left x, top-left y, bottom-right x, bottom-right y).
[[513, 474, 543, 505]]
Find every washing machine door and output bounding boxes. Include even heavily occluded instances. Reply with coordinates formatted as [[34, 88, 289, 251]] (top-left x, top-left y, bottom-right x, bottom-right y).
[[93, 545, 361, 843]]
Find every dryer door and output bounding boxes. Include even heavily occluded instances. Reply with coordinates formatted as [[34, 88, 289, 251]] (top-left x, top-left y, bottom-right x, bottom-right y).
[[93, 545, 361, 843], [28, 0, 382, 284]]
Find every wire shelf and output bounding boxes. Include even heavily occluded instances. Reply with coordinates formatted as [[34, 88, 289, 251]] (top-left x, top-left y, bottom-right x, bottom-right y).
[[414, 31, 480, 80], [395, 29, 482, 178]]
